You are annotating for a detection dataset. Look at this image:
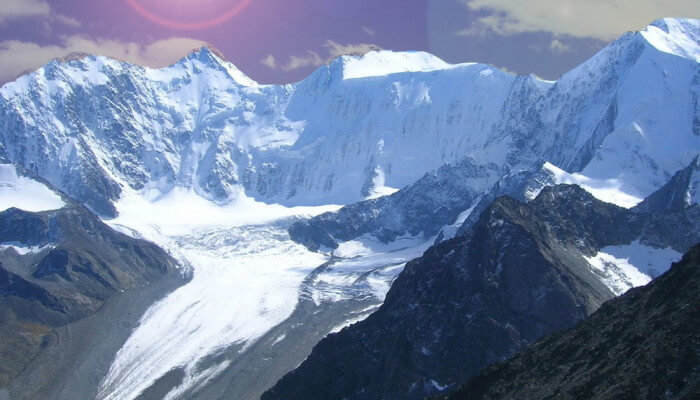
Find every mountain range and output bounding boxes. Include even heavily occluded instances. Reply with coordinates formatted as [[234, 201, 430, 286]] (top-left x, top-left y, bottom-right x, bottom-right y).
[[0, 16, 697, 400]]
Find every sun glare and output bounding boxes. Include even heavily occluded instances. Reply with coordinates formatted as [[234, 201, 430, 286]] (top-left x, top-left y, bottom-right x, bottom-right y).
[[125, 0, 254, 30]]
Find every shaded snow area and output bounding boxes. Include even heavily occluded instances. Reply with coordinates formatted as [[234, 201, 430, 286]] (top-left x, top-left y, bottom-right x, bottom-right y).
[[98, 189, 430, 400], [311, 235, 434, 305], [583, 241, 682, 295], [0, 164, 64, 212]]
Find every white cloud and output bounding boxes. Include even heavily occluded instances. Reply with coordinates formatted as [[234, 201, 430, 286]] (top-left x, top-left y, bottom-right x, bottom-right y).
[[0, 0, 80, 27], [260, 54, 277, 69], [0, 36, 206, 82], [362, 26, 376, 36], [265, 40, 381, 71], [53, 14, 82, 28], [282, 50, 324, 71], [461, 0, 700, 40], [549, 39, 571, 54], [325, 40, 381, 57], [0, 0, 49, 22]]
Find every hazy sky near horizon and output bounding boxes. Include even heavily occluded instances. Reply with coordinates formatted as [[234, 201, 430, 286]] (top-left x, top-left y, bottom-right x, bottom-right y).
[[0, 0, 697, 84]]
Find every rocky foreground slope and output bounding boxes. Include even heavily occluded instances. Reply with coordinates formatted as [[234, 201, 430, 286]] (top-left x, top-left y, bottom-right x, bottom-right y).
[[441, 243, 699, 400]]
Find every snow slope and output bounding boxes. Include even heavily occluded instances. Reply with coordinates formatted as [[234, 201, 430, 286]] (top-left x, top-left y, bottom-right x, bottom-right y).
[[0, 164, 64, 212], [332, 51, 450, 79], [542, 162, 643, 207], [584, 241, 682, 295]]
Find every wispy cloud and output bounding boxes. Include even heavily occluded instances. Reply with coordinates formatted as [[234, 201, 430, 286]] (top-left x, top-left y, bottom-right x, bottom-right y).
[[460, 0, 700, 40], [260, 54, 277, 69], [362, 26, 376, 36], [0, 36, 206, 82], [53, 14, 82, 28], [262, 40, 381, 71], [549, 39, 571, 54]]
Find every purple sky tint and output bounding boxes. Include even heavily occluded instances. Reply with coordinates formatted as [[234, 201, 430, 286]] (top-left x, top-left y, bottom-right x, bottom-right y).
[[0, 0, 697, 85]]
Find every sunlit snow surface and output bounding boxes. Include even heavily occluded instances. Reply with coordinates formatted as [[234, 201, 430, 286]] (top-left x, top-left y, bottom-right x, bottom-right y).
[[0, 164, 64, 212], [0, 243, 54, 255], [98, 189, 428, 400], [543, 162, 643, 208]]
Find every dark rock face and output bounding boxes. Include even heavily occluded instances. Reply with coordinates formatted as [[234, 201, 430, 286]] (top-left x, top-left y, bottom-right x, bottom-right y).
[[0, 205, 181, 387], [633, 156, 699, 214], [289, 157, 501, 251], [442, 243, 700, 400], [452, 161, 558, 238], [263, 185, 700, 400]]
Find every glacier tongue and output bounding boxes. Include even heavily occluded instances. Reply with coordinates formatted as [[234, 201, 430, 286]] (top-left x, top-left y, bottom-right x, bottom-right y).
[[98, 188, 434, 399], [99, 191, 336, 400], [98, 221, 327, 400]]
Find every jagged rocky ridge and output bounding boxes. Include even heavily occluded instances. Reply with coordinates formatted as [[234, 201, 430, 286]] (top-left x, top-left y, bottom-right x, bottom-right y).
[[0, 168, 182, 389], [440, 243, 700, 400], [633, 155, 699, 214], [291, 153, 700, 255], [263, 184, 700, 400], [0, 19, 697, 216], [289, 159, 573, 252], [289, 157, 502, 251]]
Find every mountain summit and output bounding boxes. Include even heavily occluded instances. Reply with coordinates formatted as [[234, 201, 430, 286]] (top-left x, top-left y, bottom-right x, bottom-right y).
[[0, 18, 697, 216]]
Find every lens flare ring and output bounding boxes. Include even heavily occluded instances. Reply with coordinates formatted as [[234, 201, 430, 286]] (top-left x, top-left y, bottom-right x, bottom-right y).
[[125, 0, 253, 30]]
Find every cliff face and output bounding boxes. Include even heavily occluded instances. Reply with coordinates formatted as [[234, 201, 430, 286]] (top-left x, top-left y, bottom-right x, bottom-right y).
[[443, 243, 700, 400]]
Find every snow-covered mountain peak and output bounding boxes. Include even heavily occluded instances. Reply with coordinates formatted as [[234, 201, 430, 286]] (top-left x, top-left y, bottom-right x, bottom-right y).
[[0, 20, 697, 216], [641, 18, 700, 61], [173, 44, 258, 86], [327, 50, 451, 80]]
